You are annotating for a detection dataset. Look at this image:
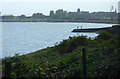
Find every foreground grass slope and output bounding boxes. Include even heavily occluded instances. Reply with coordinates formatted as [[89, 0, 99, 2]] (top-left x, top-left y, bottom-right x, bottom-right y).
[[2, 30, 120, 78]]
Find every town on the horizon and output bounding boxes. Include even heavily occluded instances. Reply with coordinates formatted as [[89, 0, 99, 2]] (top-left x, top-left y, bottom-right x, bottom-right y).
[[0, 8, 119, 24]]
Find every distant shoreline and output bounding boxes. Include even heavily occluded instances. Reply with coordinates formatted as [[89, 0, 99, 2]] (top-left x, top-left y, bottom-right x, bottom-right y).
[[1, 21, 119, 25]]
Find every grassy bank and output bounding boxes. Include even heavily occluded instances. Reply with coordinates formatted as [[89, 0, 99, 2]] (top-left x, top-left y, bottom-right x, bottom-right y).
[[2, 29, 120, 78]]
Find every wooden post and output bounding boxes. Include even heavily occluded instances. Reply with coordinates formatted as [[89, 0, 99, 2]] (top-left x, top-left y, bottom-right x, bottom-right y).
[[82, 48, 87, 79], [5, 61, 11, 78]]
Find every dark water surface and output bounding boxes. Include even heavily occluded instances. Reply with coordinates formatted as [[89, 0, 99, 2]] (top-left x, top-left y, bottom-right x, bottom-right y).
[[2, 22, 112, 58]]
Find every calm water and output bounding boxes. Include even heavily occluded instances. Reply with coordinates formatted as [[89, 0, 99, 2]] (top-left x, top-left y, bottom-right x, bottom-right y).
[[2, 22, 112, 58]]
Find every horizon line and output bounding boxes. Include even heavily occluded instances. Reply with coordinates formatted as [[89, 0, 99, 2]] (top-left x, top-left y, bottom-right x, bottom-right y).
[[1, 9, 118, 16]]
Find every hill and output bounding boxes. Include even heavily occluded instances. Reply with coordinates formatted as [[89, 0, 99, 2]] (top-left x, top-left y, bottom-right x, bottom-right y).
[[2, 25, 120, 78]]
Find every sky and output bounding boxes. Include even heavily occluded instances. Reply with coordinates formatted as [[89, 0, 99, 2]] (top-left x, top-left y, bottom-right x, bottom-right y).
[[0, 0, 119, 16]]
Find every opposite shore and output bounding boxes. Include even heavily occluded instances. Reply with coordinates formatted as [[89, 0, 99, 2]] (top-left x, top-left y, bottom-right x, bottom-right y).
[[1, 20, 119, 25], [1, 8, 119, 24]]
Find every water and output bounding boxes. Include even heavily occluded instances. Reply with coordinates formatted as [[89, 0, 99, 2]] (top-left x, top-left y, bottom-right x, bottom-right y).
[[2, 22, 112, 58]]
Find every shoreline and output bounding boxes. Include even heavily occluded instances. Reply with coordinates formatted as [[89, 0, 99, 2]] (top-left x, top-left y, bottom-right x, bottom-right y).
[[2, 29, 119, 78], [1, 21, 119, 25], [1, 24, 119, 59]]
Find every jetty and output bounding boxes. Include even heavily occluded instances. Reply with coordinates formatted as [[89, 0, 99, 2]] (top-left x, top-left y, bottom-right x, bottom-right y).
[[72, 25, 120, 33], [72, 27, 111, 32]]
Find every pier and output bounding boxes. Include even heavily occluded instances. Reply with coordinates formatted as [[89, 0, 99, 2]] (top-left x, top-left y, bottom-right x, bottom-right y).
[[72, 25, 120, 33], [72, 27, 111, 32]]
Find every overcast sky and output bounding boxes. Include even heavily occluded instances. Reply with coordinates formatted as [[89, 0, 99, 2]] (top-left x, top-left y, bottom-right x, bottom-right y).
[[0, 0, 119, 16], [1, 0, 119, 2]]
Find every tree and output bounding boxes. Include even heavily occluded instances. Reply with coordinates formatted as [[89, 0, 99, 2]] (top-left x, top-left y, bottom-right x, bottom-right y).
[[19, 14, 26, 19], [32, 13, 45, 19]]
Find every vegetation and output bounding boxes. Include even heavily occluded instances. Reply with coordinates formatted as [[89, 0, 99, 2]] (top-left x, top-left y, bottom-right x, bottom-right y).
[[2, 31, 120, 78]]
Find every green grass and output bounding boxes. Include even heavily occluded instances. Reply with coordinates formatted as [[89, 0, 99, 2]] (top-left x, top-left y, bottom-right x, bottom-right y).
[[2, 31, 120, 78]]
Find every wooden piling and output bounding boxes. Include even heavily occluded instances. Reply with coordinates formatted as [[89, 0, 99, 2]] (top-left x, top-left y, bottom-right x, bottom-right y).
[[82, 48, 87, 79]]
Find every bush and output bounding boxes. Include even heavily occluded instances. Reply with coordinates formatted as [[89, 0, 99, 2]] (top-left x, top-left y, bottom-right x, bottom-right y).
[[96, 31, 116, 40], [56, 36, 87, 54]]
